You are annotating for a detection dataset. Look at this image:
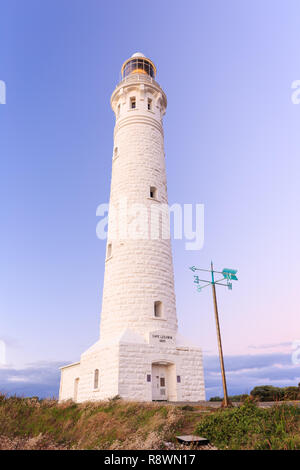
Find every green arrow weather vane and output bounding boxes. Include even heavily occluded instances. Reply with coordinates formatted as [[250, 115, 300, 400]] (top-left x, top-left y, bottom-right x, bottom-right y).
[[189, 262, 238, 407], [190, 265, 238, 292]]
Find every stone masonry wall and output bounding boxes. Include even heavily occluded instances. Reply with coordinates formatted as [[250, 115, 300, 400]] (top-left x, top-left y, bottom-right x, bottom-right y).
[[100, 76, 177, 341]]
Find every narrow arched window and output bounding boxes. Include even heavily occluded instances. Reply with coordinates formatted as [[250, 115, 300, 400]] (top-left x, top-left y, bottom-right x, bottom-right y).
[[130, 97, 136, 109], [154, 301, 163, 318], [94, 369, 99, 389], [74, 377, 80, 402], [150, 186, 157, 199]]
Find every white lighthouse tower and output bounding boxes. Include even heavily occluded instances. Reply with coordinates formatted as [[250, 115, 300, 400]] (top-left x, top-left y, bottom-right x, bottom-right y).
[[59, 54, 205, 402]]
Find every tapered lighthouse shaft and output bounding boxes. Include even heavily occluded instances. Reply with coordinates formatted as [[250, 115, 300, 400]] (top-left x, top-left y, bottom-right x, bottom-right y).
[[100, 53, 177, 341]]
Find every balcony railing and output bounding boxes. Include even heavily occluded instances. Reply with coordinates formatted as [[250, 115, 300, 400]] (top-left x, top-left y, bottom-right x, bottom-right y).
[[114, 73, 163, 92]]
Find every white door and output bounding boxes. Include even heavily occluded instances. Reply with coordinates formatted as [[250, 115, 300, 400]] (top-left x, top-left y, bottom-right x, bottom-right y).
[[152, 365, 167, 400]]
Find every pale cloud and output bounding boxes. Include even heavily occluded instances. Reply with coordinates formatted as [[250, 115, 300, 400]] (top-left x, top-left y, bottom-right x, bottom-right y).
[[0, 354, 299, 400], [7, 376, 29, 383], [0, 361, 69, 398], [204, 352, 300, 398], [248, 342, 291, 350], [247, 342, 293, 355]]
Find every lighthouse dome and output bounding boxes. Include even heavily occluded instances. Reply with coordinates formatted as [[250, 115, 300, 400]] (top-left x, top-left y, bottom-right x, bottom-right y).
[[131, 52, 146, 58]]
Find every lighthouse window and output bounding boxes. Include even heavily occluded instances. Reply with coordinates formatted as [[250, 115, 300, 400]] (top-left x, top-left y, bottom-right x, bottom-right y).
[[147, 98, 152, 110], [150, 186, 157, 199], [147, 374, 151, 382], [94, 369, 99, 389], [114, 147, 118, 157], [177, 375, 181, 383], [117, 104, 120, 117], [107, 243, 112, 259], [130, 97, 136, 109], [123, 58, 155, 79], [154, 301, 163, 318]]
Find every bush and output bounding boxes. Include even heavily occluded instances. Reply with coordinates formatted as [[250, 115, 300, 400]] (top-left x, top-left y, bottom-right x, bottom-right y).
[[195, 400, 300, 450], [284, 387, 300, 400], [209, 394, 249, 402], [250, 385, 300, 402], [180, 405, 194, 411]]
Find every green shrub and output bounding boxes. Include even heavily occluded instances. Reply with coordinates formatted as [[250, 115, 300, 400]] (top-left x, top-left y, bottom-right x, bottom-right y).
[[250, 385, 300, 402], [209, 394, 249, 402], [180, 405, 195, 411], [284, 387, 300, 400], [195, 400, 300, 450]]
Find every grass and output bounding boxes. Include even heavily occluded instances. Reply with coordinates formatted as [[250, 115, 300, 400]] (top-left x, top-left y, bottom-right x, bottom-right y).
[[195, 399, 300, 450], [0, 394, 185, 450], [1, 394, 299, 450]]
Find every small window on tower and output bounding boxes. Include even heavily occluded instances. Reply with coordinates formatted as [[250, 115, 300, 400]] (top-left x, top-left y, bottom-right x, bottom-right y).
[[107, 243, 112, 259], [114, 147, 118, 158], [94, 369, 99, 389], [150, 186, 157, 199], [147, 98, 152, 110], [117, 104, 120, 117], [177, 375, 181, 383], [154, 301, 163, 318], [130, 97, 136, 109], [147, 374, 151, 382]]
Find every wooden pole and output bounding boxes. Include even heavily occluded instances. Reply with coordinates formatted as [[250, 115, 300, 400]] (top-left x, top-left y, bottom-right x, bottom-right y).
[[211, 261, 229, 407]]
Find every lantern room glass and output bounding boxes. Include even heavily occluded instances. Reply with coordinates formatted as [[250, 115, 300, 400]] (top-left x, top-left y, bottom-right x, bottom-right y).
[[122, 59, 155, 78]]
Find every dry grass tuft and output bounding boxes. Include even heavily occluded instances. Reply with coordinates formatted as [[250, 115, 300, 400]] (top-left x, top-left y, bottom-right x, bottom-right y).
[[0, 394, 186, 450]]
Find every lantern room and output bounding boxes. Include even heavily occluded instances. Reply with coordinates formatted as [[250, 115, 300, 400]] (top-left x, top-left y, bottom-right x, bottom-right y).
[[121, 52, 156, 79]]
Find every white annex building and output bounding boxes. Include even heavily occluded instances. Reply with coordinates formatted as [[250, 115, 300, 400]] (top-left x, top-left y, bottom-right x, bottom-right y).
[[59, 54, 205, 403]]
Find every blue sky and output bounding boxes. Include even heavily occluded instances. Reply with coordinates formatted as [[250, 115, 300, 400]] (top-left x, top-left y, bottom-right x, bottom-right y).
[[0, 0, 299, 398]]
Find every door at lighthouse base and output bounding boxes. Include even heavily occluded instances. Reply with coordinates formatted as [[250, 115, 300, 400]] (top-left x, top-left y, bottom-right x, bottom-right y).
[[152, 365, 168, 401]]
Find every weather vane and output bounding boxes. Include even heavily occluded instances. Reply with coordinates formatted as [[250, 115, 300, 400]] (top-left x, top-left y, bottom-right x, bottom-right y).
[[189, 261, 238, 407]]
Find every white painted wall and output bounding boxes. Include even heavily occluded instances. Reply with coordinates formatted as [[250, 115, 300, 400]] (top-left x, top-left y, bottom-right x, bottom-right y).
[[100, 72, 177, 342]]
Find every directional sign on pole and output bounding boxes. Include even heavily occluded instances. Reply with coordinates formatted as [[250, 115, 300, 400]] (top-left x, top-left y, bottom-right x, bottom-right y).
[[189, 265, 238, 293], [222, 269, 238, 281], [188, 263, 238, 407]]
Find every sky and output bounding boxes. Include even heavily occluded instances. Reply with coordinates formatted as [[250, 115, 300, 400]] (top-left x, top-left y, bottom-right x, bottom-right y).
[[0, 0, 299, 399]]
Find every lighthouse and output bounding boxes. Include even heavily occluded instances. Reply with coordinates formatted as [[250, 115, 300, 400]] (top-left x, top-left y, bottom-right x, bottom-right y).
[[59, 53, 205, 402]]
